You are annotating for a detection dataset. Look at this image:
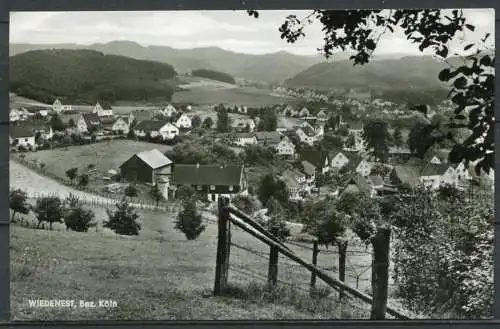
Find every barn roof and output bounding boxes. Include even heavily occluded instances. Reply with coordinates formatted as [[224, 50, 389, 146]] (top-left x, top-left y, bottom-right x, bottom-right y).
[[130, 149, 173, 170], [254, 131, 281, 145], [300, 149, 329, 168], [10, 125, 34, 138], [420, 163, 450, 176], [172, 164, 244, 186], [81, 113, 101, 127], [392, 165, 420, 187]]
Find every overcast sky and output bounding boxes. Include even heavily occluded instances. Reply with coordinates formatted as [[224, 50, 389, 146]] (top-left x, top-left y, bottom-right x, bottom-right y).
[[10, 9, 495, 56]]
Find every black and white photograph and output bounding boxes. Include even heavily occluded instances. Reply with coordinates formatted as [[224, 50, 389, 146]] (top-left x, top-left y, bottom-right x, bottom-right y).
[[8, 8, 495, 320]]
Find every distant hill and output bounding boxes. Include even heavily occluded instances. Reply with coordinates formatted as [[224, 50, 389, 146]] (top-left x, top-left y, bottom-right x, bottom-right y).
[[10, 41, 325, 83], [10, 49, 178, 105], [191, 69, 236, 84], [285, 55, 450, 91]]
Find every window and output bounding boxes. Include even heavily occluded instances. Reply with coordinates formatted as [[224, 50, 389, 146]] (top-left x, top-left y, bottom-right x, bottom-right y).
[[229, 185, 233, 192], [210, 185, 216, 191], [197, 185, 202, 191]]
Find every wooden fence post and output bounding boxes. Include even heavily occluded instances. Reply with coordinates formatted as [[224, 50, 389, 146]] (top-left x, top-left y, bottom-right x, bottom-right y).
[[267, 245, 279, 287], [310, 241, 319, 292], [338, 239, 348, 301], [214, 197, 231, 296], [370, 227, 391, 320]]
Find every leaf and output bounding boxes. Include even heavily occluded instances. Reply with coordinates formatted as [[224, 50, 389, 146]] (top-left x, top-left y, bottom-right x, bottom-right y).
[[480, 55, 491, 67], [464, 44, 474, 51], [454, 77, 467, 89], [438, 68, 451, 81], [465, 24, 475, 32]]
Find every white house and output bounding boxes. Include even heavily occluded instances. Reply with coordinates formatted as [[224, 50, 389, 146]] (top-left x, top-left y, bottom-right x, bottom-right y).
[[232, 133, 258, 147], [52, 99, 63, 113], [9, 109, 20, 122], [176, 113, 192, 129], [231, 118, 256, 132], [93, 102, 114, 117], [10, 126, 36, 149], [356, 159, 374, 177], [299, 107, 310, 117], [330, 151, 350, 170], [104, 117, 129, 135], [296, 126, 318, 146], [237, 106, 248, 114], [161, 104, 177, 117], [419, 163, 456, 190], [160, 122, 180, 140], [77, 113, 101, 134], [281, 169, 309, 200], [275, 137, 296, 157]]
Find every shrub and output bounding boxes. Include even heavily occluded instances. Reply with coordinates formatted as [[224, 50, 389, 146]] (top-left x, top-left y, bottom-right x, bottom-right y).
[[175, 200, 206, 240], [103, 198, 141, 235], [33, 196, 64, 230], [9, 189, 30, 223], [63, 194, 96, 232], [124, 184, 139, 197]]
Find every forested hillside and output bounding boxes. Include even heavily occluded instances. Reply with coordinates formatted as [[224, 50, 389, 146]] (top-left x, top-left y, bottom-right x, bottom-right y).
[[10, 49, 178, 104], [191, 69, 236, 84]]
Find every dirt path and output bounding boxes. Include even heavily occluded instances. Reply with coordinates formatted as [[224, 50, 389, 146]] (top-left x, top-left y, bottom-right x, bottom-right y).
[[10, 160, 169, 211]]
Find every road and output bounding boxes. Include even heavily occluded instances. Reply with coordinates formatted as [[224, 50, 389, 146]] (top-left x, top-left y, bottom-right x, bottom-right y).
[[9, 160, 171, 211]]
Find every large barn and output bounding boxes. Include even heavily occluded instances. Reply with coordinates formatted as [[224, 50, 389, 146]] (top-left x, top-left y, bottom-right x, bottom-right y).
[[119, 149, 173, 186]]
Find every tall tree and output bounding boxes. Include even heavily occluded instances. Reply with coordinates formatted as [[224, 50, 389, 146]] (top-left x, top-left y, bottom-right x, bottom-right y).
[[362, 119, 391, 162], [258, 110, 278, 131], [34, 196, 64, 230], [50, 113, 66, 131], [246, 8, 494, 173], [104, 198, 141, 236], [392, 127, 404, 150], [216, 108, 231, 133], [9, 189, 30, 223]]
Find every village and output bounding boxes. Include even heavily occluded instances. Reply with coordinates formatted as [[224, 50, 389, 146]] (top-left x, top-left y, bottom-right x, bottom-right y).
[[9, 93, 493, 210]]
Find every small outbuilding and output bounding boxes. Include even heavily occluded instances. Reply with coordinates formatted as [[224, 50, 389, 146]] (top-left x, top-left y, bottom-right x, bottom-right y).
[[119, 149, 173, 185]]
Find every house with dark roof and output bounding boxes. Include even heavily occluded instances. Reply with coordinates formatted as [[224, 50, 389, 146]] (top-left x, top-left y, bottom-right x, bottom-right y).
[[419, 163, 457, 189], [389, 165, 421, 188], [300, 149, 330, 175], [15, 121, 54, 141], [296, 126, 318, 146], [102, 117, 130, 135], [329, 149, 350, 170], [77, 113, 101, 134], [10, 125, 36, 149], [299, 107, 310, 117], [129, 109, 157, 126], [280, 169, 308, 200], [119, 149, 173, 191], [231, 118, 256, 132], [231, 133, 258, 146], [133, 120, 178, 140], [254, 131, 282, 147], [171, 164, 247, 202]]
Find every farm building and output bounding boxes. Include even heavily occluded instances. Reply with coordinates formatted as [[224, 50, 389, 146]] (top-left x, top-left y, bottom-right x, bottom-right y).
[[231, 118, 256, 132], [128, 110, 157, 126], [161, 104, 177, 117], [254, 131, 281, 148], [102, 117, 130, 135], [93, 102, 114, 117], [171, 164, 248, 202], [133, 120, 178, 140], [119, 149, 173, 187], [175, 113, 192, 129]]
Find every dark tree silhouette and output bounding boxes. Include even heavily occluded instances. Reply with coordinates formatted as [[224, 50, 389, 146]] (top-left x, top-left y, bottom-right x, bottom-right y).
[[246, 9, 494, 173]]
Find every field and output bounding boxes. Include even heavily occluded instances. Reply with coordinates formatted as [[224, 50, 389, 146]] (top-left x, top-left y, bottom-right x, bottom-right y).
[[173, 85, 299, 107], [15, 140, 173, 195], [10, 199, 374, 320]]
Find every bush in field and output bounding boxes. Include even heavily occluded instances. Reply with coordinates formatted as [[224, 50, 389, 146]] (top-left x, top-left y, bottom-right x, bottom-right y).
[[33, 196, 64, 230], [78, 174, 89, 187], [63, 194, 96, 232], [9, 189, 30, 223], [65, 167, 78, 184], [124, 184, 139, 197], [175, 199, 206, 240], [103, 198, 141, 236]]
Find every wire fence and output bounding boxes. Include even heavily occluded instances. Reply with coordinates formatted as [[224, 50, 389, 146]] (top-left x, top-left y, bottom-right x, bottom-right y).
[[225, 224, 406, 319]]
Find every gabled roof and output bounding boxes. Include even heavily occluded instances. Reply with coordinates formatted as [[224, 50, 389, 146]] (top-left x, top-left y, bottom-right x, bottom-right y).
[[317, 110, 328, 118], [81, 113, 101, 127], [420, 163, 450, 176], [134, 120, 169, 132], [130, 110, 157, 123], [301, 160, 317, 176], [281, 169, 304, 187], [392, 165, 420, 187], [298, 125, 316, 137], [172, 164, 244, 186], [254, 131, 281, 145], [10, 125, 35, 138], [300, 149, 329, 168], [131, 149, 172, 170]]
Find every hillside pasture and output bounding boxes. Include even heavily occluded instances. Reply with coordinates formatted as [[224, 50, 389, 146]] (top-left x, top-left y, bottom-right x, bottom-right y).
[[10, 200, 373, 320], [13, 140, 173, 191]]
